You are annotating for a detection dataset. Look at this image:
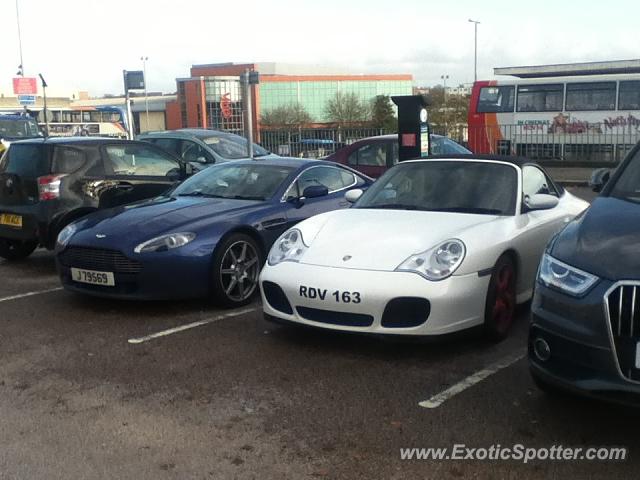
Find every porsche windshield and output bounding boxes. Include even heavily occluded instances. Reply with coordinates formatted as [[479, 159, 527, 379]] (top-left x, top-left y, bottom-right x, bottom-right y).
[[610, 149, 640, 204], [172, 163, 294, 201], [355, 161, 518, 215]]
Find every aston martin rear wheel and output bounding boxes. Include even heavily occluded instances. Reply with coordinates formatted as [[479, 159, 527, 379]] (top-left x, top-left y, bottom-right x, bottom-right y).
[[211, 234, 263, 307], [483, 254, 517, 342]]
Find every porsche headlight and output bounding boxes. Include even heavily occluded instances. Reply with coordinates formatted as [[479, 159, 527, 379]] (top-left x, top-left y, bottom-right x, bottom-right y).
[[268, 229, 307, 266], [396, 239, 466, 281], [56, 223, 78, 248], [134, 232, 196, 253], [538, 253, 598, 296]]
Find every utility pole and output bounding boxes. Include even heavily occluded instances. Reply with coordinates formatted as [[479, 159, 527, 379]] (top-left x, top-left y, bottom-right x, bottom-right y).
[[141, 56, 149, 131], [468, 19, 480, 82], [240, 69, 260, 159], [441, 75, 449, 136], [15, 0, 24, 77], [38, 74, 49, 137]]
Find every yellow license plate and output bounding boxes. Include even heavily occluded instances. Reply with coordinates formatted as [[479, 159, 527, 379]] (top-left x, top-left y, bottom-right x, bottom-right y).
[[0, 214, 23, 228]]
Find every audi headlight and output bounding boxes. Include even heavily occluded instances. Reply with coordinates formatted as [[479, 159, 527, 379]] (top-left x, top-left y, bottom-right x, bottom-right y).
[[396, 239, 466, 281], [268, 229, 307, 266], [538, 253, 598, 296], [56, 223, 78, 248], [134, 232, 196, 253]]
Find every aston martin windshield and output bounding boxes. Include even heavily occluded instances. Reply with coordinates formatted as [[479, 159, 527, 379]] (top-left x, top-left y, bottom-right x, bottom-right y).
[[355, 161, 518, 215], [172, 163, 294, 201], [610, 149, 640, 203]]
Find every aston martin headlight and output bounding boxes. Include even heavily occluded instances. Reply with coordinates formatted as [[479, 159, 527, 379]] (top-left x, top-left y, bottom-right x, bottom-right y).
[[134, 232, 196, 253], [56, 223, 78, 248], [268, 229, 307, 266], [538, 253, 598, 296], [396, 239, 466, 281]]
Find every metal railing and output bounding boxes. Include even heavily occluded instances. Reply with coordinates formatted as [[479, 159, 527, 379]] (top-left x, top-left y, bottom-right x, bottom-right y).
[[461, 123, 640, 166], [259, 127, 390, 158], [257, 123, 640, 166]]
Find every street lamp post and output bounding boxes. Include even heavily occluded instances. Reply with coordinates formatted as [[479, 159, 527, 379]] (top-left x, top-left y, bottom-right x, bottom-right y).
[[468, 19, 480, 83], [15, 0, 24, 77], [141, 56, 149, 131], [441, 74, 449, 136]]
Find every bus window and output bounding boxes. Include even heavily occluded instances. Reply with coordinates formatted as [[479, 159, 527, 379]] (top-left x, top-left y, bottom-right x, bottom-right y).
[[565, 82, 616, 111], [517, 84, 563, 112], [477, 86, 514, 113], [619, 81, 640, 110]]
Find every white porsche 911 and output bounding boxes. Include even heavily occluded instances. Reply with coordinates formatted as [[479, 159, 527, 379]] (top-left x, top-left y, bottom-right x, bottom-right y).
[[260, 157, 589, 340]]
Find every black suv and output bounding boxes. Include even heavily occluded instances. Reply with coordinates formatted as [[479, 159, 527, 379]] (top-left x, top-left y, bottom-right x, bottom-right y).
[[0, 137, 189, 260]]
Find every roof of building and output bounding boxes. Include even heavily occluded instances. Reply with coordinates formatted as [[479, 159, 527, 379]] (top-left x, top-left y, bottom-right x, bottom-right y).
[[494, 59, 640, 78]]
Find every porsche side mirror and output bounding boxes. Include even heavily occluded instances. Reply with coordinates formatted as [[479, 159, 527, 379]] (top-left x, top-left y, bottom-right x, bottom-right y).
[[524, 194, 559, 212], [302, 185, 329, 199], [345, 188, 363, 203], [196, 156, 208, 164], [589, 168, 611, 193]]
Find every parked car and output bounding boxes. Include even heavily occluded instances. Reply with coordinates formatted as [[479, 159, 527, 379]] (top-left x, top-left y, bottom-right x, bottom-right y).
[[325, 134, 471, 177], [138, 129, 276, 172], [0, 137, 190, 260], [55, 158, 372, 305], [260, 156, 588, 341], [0, 114, 42, 156], [529, 144, 640, 404]]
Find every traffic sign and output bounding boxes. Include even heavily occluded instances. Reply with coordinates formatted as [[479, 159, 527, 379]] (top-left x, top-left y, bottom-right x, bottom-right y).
[[18, 95, 36, 105], [13, 77, 38, 95]]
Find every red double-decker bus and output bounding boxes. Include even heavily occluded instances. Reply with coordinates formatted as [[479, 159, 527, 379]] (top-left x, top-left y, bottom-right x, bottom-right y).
[[468, 72, 640, 164]]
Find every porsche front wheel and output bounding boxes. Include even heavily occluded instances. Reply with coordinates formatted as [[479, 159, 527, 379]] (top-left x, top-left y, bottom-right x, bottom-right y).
[[211, 234, 263, 307], [483, 254, 517, 342]]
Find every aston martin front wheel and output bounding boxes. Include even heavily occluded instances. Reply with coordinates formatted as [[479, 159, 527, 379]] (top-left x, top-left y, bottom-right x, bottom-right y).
[[211, 234, 263, 307], [483, 254, 517, 342]]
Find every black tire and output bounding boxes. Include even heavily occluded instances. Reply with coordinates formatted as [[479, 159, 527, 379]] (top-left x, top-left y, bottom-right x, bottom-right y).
[[211, 233, 263, 307], [483, 254, 517, 342], [0, 238, 38, 261]]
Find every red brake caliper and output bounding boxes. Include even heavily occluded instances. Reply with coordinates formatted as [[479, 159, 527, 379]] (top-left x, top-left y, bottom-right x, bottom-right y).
[[493, 265, 514, 330]]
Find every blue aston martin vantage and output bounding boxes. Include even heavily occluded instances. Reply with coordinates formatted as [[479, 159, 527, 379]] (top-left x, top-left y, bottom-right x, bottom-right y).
[[55, 158, 371, 305]]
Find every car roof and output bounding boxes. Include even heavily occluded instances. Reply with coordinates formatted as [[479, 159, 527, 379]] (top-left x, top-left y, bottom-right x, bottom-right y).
[[139, 128, 241, 139], [10, 137, 146, 146], [216, 157, 335, 168], [402, 154, 535, 168], [357, 133, 446, 142], [0, 114, 36, 121]]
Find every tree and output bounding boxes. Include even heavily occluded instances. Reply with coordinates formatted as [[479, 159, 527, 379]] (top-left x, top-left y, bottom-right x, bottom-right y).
[[261, 103, 312, 128], [370, 95, 397, 132], [324, 92, 370, 125], [421, 86, 469, 139]]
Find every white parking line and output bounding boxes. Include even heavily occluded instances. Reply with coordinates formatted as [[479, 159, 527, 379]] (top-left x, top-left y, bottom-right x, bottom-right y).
[[418, 353, 525, 409], [128, 306, 260, 344], [0, 287, 63, 303]]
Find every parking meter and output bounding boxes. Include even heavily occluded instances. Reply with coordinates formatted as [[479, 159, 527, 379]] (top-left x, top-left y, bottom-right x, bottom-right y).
[[392, 95, 430, 161]]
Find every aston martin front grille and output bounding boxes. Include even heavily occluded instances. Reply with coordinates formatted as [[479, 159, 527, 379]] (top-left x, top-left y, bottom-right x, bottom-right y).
[[59, 246, 142, 274]]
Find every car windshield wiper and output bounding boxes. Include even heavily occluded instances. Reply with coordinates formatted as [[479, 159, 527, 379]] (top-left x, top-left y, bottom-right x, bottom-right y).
[[176, 191, 225, 198], [425, 207, 503, 215], [362, 204, 422, 210], [253, 152, 271, 157], [231, 195, 266, 201]]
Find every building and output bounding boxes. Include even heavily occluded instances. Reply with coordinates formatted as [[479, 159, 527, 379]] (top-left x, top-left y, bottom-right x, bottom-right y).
[[165, 62, 413, 138]]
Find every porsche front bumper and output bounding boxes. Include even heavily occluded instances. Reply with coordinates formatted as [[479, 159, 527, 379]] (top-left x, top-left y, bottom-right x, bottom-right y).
[[259, 262, 490, 336]]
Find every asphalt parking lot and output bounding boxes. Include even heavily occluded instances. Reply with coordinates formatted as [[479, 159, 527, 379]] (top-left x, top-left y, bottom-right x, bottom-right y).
[[1, 186, 637, 480]]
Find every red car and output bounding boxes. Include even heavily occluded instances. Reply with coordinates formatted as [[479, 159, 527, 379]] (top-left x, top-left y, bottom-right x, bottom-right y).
[[325, 134, 471, 178]]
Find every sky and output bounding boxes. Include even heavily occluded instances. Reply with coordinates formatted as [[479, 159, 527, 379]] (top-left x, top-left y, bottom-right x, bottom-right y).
[[1, 0, 638, 97]]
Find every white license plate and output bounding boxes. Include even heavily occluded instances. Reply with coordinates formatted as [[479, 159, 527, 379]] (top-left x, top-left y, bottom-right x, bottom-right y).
[[71, 268, 115, 287]]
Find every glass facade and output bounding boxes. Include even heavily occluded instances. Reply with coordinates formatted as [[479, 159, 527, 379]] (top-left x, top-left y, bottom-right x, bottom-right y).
[[259, 80, 413, 122]]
